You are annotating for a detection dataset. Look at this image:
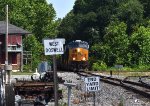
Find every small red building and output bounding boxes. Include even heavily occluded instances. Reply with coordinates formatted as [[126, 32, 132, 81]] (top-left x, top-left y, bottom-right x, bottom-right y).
[[0, 21, 30, 71]]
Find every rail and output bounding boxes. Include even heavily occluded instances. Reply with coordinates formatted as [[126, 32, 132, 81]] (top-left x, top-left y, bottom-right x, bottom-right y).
[[76, 71, 150, 98]]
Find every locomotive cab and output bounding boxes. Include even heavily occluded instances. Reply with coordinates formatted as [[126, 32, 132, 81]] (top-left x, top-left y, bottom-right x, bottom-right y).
[[59, 40, 89, 71]]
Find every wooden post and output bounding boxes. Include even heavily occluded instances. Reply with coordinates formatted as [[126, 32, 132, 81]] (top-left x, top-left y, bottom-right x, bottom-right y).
[[53, 55, 58, 106], [93, 92, 95, 106]]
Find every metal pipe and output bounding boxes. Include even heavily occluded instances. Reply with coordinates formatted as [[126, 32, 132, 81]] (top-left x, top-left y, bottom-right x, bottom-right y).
[[67, 86, 71, 106]]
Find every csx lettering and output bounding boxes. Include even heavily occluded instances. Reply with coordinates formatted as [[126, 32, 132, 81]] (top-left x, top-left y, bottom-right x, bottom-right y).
[[49, 42, 58, 46]]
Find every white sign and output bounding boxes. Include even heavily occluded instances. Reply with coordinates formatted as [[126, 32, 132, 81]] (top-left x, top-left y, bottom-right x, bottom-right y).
[[64, 80, 76, 87], [84, 76, 100, 92], [44, 39, 65, 55], [115, 65, 123, 69]]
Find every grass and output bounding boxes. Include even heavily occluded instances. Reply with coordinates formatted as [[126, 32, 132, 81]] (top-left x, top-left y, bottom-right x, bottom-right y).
[[96, 70, 150, 77], [12, 69, 150, 77], [12, 71, 33, 75]]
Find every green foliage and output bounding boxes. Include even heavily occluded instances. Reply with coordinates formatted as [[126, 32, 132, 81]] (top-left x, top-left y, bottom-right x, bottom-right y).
[[59, 0, 125, 44], [103, 21, 129, 66], [0, 0, 57, 42], [117, 0, 143, 23], [58, 12, 76, 42], [0, 0, 59, 71], [139, 0, 150, 17], [129, 25, 150, 65], [133, 64, 150, 71], [23, 35, 45, 70], [0, 0, 150, 71], [116, 0, 144, 34], [23, 64, 32, 72], [90, 43, 110, 64], [62, 0, 150, 71], [92, 61, 107, 71]]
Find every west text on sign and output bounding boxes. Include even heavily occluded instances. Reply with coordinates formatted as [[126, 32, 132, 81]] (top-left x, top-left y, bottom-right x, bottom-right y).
[[84, 77, 100, 92]]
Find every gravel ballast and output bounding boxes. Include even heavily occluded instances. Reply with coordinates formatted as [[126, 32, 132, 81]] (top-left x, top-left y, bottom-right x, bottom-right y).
[[58, 72, 150, 106], [12, 72, 150, 106]]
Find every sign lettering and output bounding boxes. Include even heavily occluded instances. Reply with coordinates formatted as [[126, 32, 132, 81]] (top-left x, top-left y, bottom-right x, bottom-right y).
[[84, 77, 100, 92], [44, 39, 65, 55], [49, 42, 59, 46]]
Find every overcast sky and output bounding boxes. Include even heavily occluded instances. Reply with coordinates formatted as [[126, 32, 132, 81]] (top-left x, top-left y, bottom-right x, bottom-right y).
[[46, 0, 76, 19]]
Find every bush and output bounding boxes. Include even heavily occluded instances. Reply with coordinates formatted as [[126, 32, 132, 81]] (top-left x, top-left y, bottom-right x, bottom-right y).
[[133, 64, 150, 71], [92, 61, 107, 71], [23, 65, 32, 72]]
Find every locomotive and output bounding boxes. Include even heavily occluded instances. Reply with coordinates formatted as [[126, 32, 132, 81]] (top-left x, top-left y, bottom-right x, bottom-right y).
[[58, 40, 89, 71]]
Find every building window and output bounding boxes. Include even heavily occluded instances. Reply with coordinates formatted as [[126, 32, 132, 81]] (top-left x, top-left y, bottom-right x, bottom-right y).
[[1, 53, 5, 64], [23, 51, 32, 65], [0, 53, 17, 64], [11, 53, 17, 64]]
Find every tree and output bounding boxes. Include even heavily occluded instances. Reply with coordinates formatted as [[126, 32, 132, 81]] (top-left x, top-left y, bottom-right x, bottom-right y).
[[0, 0, 59, 70], [0, 0, 57, 42], [139, 0, 150, 18], [129, 24, 150, 66], [58, 0, 150, 69], [59, 0, 127, 44], [103, 20, 129, 66], [23, 35, 46, 71], [116, 0, 144, 35], [57, 11, 76, 43], [90, 43, 110, 65]]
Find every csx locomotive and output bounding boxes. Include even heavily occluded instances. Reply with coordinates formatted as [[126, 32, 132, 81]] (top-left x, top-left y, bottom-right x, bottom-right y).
[[58, 40, 89, 71]]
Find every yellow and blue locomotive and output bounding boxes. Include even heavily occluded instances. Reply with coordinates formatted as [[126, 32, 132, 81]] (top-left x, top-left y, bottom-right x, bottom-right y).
[[58, 40, 89, 71]]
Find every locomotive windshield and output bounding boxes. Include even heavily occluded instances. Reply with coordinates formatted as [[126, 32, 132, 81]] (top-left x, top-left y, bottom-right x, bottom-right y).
[[67, 40, 89, 49]]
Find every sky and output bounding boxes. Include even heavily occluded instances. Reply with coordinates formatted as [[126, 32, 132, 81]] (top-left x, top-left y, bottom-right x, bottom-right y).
[[46, 0, 76, 19]]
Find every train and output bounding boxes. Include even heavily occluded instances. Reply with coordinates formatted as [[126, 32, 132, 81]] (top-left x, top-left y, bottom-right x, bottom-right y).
[[58, 40, 89, 71]]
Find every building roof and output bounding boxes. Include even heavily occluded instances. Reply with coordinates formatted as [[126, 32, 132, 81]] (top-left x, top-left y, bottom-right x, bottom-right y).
[[0, 21, 31, 35]]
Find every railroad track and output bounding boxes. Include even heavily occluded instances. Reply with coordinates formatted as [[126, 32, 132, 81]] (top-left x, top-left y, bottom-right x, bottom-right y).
[[139, 76, 150, 88], [76, 71, 150, 98]]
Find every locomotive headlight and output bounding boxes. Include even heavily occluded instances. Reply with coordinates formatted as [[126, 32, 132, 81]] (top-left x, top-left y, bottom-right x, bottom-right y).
[[73, 57, 76, 60], [77, 48, 80, 52], [82, 57, 86, 61]]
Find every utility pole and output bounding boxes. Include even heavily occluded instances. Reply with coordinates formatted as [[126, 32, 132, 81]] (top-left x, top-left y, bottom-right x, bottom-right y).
[[5, 5, 8, 66], [5, 5, 12, 85]]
